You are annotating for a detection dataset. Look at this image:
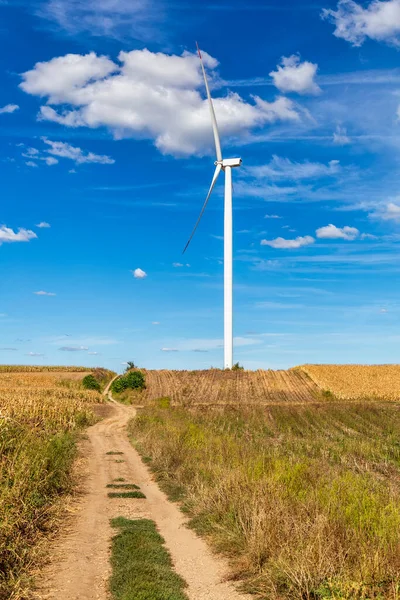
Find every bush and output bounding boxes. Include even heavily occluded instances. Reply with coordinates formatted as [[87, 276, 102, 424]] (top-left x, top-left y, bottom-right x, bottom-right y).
[[82, 374, 101, 391], [111, 370, 146, 394]]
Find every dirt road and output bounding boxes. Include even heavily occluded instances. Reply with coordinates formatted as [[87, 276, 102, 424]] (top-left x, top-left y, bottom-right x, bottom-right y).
[[33, 392, 250, 600]]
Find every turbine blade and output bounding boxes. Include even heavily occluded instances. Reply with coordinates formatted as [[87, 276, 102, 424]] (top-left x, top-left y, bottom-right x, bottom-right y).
[[183, 163, 222, 254], [196, 42, 222, 163]]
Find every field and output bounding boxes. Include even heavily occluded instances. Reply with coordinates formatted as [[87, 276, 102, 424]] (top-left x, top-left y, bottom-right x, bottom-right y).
[[132, 368, 321, 405], [126, 365, 400, 599], [298, 364, 400, 400], [0, 367, 112, 599]]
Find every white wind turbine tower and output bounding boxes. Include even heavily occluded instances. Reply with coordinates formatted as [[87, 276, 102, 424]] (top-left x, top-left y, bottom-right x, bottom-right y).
[[183, 43, 242, 369]]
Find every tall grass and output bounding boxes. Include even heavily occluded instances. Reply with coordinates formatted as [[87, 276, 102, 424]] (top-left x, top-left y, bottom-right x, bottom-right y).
[[0, 370, 103, 599], [130, 403, 400, 599]]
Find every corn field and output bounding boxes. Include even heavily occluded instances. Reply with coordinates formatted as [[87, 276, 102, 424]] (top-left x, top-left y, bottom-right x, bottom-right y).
[[0, 368, 104, 599]]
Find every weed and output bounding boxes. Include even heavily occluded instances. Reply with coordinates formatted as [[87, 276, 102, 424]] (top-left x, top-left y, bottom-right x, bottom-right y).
[[106, 451, 124, 455], [109, 517, 188, 599], [106, 484, 140, 490], [108, 491, 146, 499], [115, 460, 125, 463], [113, 478, 125, 482]]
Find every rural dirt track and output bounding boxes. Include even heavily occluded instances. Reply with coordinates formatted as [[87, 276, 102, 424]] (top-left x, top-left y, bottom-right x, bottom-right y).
[[32, 387, 250, 600]]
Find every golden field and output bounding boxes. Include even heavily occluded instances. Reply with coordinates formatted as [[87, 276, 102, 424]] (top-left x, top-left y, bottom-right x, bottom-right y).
[[299, 364, 400, 400], [0, 367, 110, 599]]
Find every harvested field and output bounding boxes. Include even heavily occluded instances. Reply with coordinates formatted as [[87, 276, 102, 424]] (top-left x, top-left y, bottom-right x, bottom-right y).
[[298, 364, 400, 400], [140, 369, 321, 405], [0, 365, 91, 372]]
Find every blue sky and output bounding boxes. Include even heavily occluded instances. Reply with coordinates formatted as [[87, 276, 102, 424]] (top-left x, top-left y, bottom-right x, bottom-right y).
[[2, 0, 400, 371]]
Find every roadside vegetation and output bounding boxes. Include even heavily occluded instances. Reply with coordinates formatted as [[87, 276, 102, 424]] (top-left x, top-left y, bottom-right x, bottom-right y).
[[110, 517, 188, 600], [130, 402, 400, 599], [0, 367, 112, 599]]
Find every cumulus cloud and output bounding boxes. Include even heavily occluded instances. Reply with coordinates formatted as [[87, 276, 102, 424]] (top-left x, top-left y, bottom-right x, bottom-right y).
[[333, 125, 351, 145], [261, 235, 315, 249], [0, 104, 19, 114], [264, 214, 282, 219], [36, 222, 51, 228], [322, 0, 400, 47], [316, 224, 360, 240], [269, 55, 320, 95], [0, 226, 37, 245], [132, 268, 147, 279], [42, 138, 115, 164], [249, 156, 340, 180], [20, 49, 302, 157], [59, 345, 89, 351], [26, 161, 38, 168], [34, 290, 56, 296]]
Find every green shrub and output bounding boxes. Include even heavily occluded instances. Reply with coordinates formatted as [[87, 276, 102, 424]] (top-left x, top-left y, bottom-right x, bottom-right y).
[[82, 374, 101, 391], [111, 370, 146, 394]]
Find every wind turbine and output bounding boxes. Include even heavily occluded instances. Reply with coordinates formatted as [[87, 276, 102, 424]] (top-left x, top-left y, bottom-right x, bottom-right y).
[[183, 43, 242, 370]]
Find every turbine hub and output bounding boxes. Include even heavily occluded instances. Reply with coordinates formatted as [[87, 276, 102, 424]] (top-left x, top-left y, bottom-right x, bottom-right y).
[[221, 158, 242, 168]]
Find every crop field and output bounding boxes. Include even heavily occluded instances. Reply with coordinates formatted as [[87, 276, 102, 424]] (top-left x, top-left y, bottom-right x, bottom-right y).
[[299, 364, 400, 400], [0, 367, 109, 599], [131, 401, 400, 599], [141, 368, 321, 405]]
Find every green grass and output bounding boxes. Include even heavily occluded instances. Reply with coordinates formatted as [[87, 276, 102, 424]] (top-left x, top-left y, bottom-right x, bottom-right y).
[[110, 517, 188, 600], [106, 451, 124, 455], [108, 491, 146, 499], [115, 459, 125, 463], [106, 484, 140, 490], [113, 477, 125, 482], [129, 403, 400, 600]]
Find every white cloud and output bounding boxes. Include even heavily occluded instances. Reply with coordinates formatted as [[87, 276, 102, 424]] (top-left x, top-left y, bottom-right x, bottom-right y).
[[261, 235, 315, 249], [0, 104, 19, 114], [59, 345, 89, 351], [26, 161, 38, 168], [333, 125, 351, 145], [316, 224, 360, 240], [248, 156, 340, 180], [0, 225, 37, 245], [370, 201, 400, 221], [87, 351, 100, 355], [161, 347, 179, 352], [173, 262, 183, 267], [40, 0, 163, 42], [20, 50, 302, 157], [269, 55, 320, 95], [42, 138, 115, 164], [152, 321, 160, 325], [264, 214, 282, 219], [33, 290, 56, 296], [132, 268, 147, 279], [322, 0, 400, 47], [36, 222, 51, 228], [26, 352, 44, 357]]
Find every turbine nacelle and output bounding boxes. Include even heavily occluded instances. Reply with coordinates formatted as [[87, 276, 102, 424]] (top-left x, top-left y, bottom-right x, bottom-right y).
[[219, 158, 242, 169]]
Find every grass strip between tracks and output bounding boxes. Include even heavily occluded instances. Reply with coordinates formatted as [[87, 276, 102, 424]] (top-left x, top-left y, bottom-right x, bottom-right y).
[[110, 517, 188, 600]]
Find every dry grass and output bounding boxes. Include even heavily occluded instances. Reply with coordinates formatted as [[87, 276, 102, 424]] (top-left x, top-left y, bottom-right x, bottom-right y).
[[299, 364, 400, 400], [126, 369, 321, 406], [130, 402, 400, 599], [0, 368, 105, 598]]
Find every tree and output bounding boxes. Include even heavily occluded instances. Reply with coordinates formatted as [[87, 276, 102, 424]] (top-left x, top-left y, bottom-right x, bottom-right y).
[[125, 361, 136, 372]]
